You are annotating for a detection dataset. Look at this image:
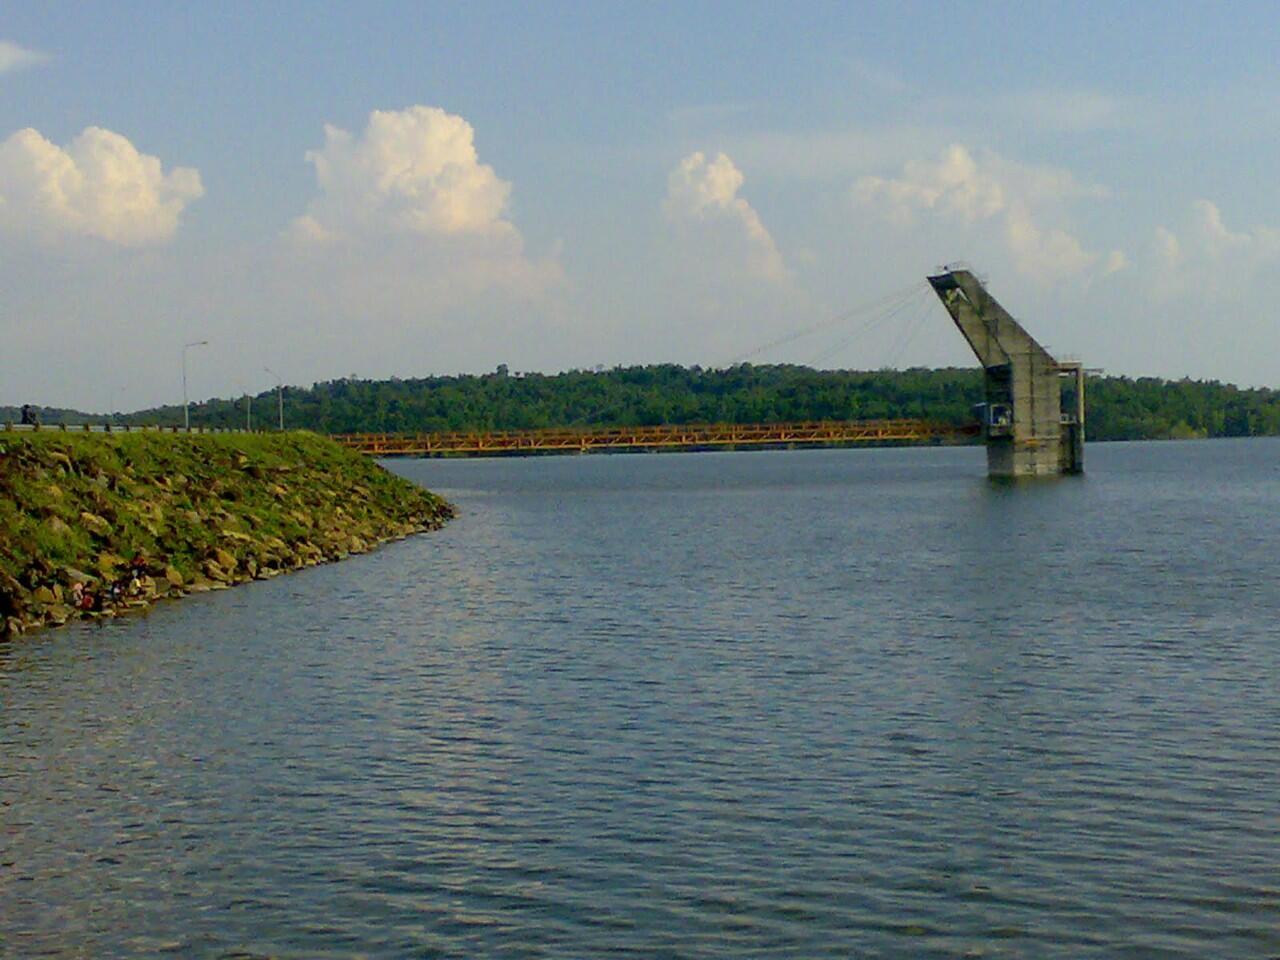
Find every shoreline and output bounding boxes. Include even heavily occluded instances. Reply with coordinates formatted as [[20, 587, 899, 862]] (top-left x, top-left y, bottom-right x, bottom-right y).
[[0, 431, 452, 640], [20, 518, 446, 636]]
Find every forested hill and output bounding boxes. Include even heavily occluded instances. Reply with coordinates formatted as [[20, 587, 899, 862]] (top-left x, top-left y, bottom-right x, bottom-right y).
[[1, 405, 96, 426], [124, 365, 1280, 442]]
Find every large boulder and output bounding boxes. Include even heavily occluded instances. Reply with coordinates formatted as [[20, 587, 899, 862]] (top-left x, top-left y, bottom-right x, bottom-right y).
[[96, 552, 125, 577], [61, 566, 97, 587], [44, 603, 72, 626], [79, 511, 111, 537], [202, 560, 230, 583]]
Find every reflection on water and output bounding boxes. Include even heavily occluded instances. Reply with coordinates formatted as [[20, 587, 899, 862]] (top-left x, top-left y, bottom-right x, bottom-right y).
[[3, 440, 1280, 957]]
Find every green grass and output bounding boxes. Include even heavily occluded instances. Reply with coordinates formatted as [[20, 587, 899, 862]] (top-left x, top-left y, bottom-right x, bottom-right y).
[[0, 431, 451, 595]]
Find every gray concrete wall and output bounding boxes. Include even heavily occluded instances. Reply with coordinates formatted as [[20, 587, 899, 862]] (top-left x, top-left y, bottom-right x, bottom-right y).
[[928, 269, 1081, 478]]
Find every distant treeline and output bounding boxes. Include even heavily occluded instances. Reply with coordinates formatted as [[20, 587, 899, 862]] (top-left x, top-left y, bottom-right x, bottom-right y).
[[108, 364, 1280, 442]]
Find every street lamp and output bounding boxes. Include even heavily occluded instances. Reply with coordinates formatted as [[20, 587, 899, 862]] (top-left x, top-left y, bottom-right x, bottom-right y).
[[232, 377, 256, 432], [264, 366, 284, 430], [182, 340, 209, 430]]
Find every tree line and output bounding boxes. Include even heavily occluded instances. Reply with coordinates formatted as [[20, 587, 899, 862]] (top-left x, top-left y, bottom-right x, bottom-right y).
[[102, 364, 1280, 442]]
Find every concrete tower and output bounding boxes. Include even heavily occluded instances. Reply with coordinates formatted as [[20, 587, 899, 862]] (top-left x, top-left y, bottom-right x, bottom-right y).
[[927, 268, 1084, 478]]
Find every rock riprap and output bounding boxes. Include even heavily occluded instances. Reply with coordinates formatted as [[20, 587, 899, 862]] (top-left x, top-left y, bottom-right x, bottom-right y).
[[0, 431, 452, 637]]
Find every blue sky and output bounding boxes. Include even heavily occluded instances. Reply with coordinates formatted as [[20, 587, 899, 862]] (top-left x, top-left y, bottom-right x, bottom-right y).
[[3, 2, 1279, 409]]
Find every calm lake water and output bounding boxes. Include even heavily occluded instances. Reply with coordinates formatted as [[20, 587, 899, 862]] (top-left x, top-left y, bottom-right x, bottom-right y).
[[3, 440, 1280, 958]]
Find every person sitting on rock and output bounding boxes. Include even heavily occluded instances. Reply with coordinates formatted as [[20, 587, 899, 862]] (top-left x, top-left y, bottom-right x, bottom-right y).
[[70, 582, 85, 607]]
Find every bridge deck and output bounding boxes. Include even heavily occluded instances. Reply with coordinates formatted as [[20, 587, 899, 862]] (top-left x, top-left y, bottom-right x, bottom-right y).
[[335, 419, 980, 457]]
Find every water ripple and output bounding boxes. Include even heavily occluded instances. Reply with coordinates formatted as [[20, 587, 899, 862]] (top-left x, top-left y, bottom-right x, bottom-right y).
[[3, 442, 1280, 957]]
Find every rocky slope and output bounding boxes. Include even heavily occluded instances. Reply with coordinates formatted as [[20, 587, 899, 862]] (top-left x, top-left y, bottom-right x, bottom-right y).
[[0, 431, 452, 638]]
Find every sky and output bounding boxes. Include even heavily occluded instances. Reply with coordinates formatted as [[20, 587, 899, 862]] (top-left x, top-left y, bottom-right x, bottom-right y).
[[3, 1, 1280, 410]]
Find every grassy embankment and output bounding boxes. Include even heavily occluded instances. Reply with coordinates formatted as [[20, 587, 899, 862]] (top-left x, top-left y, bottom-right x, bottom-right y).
[[0, 431, 452, 638]]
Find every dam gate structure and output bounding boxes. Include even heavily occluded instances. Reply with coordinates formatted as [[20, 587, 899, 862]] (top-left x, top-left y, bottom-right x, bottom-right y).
[[334, 266, 1082, 477], [927, 268, 1085, 479]]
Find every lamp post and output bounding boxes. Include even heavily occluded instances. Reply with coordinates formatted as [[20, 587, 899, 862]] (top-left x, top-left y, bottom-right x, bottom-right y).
[[264, 366, 284, 430], [182, 340, 209, 431]]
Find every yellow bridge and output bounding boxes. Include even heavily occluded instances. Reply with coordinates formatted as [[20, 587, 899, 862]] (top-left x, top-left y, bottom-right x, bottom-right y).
[[335, 419, 980, 457]]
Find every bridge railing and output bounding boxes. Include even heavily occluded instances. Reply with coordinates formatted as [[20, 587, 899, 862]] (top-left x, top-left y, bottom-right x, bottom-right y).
[[335, 419, 982, 457]]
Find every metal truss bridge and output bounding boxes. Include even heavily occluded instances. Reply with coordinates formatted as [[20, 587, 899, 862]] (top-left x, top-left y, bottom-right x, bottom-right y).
[[336, 419, 980, 458], [335, 269, 1077, 474]]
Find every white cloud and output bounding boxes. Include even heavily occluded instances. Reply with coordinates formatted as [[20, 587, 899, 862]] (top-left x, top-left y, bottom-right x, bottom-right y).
[[293, 105, 517, 242], [1154, 200, 1280, 268], [664, 150, 787, 281], [0, 40, 47, 75], [853, 143, 1005, 225], [287, 105, 563, 315], [853, 144, 1123, 283], [853, 144, 1105, 224], [1149, 200, 1280, 297], [1103, 249, 1128, 275], [1189, 198, 1280, 260], [0, 126, 203, 245], [1003, 202, 1097, 281]]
